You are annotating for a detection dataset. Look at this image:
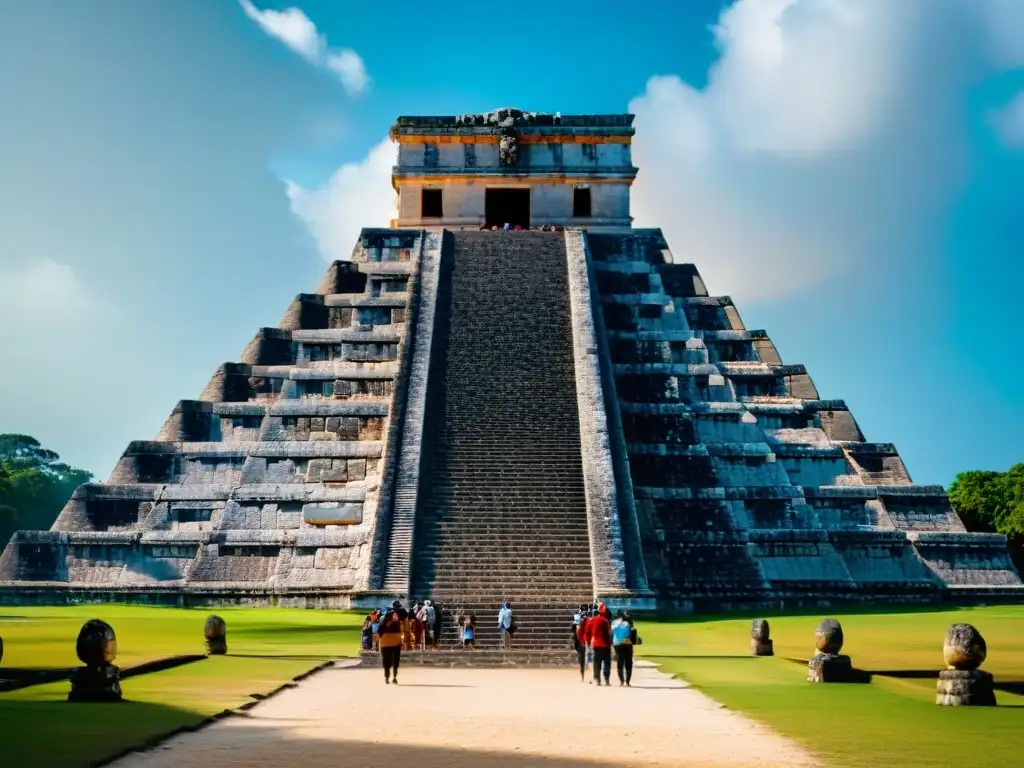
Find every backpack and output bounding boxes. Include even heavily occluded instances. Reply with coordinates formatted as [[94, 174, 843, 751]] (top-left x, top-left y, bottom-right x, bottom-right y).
[[611, 620, 632, 645]]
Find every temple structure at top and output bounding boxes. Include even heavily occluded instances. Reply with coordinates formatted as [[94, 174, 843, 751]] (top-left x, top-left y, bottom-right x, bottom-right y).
[[390, 108, 636, 229], [1, 109, 1021, 646]]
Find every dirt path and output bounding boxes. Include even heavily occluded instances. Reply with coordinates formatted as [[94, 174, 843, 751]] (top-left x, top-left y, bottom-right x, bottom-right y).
[[112, 660, 819, 768]]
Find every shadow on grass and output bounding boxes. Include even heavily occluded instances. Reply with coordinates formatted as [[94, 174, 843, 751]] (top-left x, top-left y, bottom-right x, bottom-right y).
[[0, 697, 215, 768], [0, 656, 206, 693]]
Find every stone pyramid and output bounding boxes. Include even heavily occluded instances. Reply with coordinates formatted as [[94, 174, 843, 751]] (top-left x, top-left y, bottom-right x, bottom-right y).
[[2, 109, 1019, 627]]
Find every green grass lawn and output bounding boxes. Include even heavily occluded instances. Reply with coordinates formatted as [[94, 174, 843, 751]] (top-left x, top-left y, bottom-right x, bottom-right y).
[[0, 605, 362, 768], [636, 605, 1024, 768]]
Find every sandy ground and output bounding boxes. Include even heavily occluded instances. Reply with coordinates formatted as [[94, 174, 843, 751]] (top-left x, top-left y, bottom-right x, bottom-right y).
[[112, 660, 818, 768]]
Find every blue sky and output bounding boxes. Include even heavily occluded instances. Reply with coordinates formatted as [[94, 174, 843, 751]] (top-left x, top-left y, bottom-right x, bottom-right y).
[[0, 0, 1022, 486]]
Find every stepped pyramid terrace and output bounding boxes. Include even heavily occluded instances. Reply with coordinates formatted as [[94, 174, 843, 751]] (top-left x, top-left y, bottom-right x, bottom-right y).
[[1, 109, 1020, 646]]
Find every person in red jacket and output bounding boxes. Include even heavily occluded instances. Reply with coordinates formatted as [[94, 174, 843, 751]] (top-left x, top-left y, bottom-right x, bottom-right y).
[[587, 602, 613, 686]]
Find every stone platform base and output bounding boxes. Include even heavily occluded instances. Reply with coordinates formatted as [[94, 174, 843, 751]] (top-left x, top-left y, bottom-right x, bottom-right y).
[[359, 649, 578, 668], [68, 664, 122, 702], [936, 669, 997, 706], [751, 639, 774, 656], [807, 653, 854, 683]]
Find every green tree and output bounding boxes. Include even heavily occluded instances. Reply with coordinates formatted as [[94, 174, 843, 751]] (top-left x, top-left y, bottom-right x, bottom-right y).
[[947, 470, 1006, 532], [949, 464, 1024, 570], [0, 434, 93, 547]]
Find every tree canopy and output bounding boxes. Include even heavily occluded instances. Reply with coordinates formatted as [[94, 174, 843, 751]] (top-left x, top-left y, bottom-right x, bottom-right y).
[[948, 463, 1024, 568], [0, 434, 93, 547]]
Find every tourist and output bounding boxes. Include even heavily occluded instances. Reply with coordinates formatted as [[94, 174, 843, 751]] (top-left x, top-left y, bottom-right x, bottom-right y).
[[421, 600, 437, 648], [410, 601, 424, 650], [572, 603, 588, 681], [461, 612, 476, 647], [431, 600, 443, 648], [611, 610, 635, 686], [360, 612, 374, 651], [498, 601, 515, 650], [378, 600, 408, 684], [370, 607, 382, 651], [502, 222, 512, 231], [403, 604, 416, 651], [587, 602, 613, 686]]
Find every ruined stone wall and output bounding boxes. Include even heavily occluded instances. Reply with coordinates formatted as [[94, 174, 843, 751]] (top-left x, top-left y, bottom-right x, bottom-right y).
[[584, 229, 1023, 609], [0, 230, 427, 604], [395, 181, 632, 229]]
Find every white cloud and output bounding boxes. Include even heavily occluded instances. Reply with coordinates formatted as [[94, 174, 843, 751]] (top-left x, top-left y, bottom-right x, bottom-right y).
[[990, 91, 1024, 148], [239, 1, 370, 95], [325, 49, 370, 99], [0, 258, 115, 332], [239, 0, 322, 63], [628, 0, 1024, 302], [284, 138, 397, 261]]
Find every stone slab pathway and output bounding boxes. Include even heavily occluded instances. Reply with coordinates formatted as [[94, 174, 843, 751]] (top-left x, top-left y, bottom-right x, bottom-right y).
[[112, 659, 819, 768]]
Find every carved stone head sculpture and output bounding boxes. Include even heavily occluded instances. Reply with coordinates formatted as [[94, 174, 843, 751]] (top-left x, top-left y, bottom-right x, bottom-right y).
[[499, 131, 519, 167]]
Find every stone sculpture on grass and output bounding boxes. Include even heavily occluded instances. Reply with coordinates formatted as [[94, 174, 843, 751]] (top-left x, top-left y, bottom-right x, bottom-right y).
[[936, 623, 996, 706], [750, 619, 773, 656], [204, 615, 228, 655], [807, 618, 854, 683], [68, 619, 122, 702]]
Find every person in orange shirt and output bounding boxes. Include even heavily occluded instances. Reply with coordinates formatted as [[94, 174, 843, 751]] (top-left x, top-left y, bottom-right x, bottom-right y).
[[377, 600, 409, 684]]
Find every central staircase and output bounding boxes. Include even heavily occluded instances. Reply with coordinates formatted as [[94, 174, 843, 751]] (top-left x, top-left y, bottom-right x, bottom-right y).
[[409, 231, 594, 651]]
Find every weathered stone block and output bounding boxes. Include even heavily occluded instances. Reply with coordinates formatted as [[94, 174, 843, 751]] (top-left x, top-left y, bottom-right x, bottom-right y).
[[807, 652, 853, 683], [339, 417, 360, 440], [321, 461, 348, 483], [311, 417, 326, 432], [302, 503, 362, 526], [68, 663, 122, 703], [325, 417, 341, 433], [306, 459, 330, 483], [348, 459, 366, 481], [936, 669, 996, 706]]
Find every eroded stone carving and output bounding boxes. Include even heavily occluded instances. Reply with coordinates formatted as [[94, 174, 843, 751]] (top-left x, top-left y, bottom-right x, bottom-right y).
[[68, 619, 122, 702], [814, 618, 843, 654], [751, 619, 773, 656], [499, 132, 519, 167], [942, 622, 986, 670], [454, 108, 556, 127], [936, 623, 996, 706], [204, 614, 227, 655], [808, 618, 853, 683]]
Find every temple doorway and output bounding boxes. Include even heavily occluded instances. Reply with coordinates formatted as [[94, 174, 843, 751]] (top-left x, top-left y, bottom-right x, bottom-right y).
[[485, 188, 531, 228]]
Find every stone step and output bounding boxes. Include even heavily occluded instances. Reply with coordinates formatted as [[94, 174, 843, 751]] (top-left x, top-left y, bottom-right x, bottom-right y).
[[406, 232, 595, 647], [359, 649, 578, 668]]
